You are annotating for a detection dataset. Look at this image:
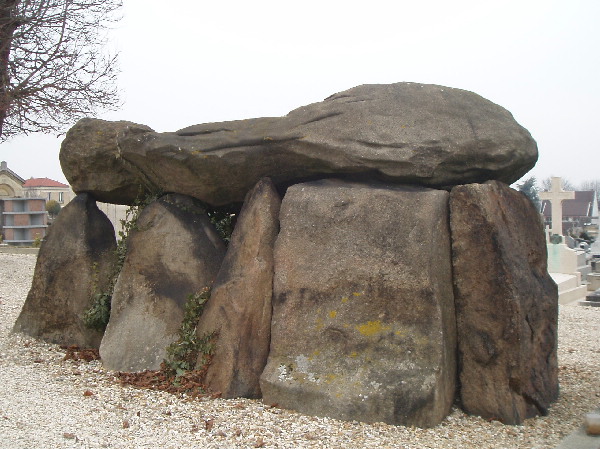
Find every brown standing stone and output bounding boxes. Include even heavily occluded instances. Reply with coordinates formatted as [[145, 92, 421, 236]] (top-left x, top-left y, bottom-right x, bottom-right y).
[[13, 194, 116, 348], [196, 178, 281, 398], [260, 179, 456, 428], [449, 180, 559, 424], [99, 194, 225, 372]]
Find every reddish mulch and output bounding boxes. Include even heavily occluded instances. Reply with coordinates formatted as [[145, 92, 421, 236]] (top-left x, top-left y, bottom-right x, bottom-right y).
[[61, 345, 101, 362], [59, 346, 218, 399], [116, 361, 217, 398]]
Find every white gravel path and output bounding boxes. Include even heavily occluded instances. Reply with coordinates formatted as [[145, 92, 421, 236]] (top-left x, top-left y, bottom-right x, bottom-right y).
[[0, 253, 598, 449]]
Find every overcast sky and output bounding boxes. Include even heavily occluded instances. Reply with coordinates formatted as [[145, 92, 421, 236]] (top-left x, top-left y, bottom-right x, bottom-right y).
[[1, 0, 598, 189]]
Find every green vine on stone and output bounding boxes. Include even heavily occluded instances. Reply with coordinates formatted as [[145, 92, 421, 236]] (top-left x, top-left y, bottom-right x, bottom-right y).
[[164, 287, 217, 379], [206, 209, 236, 245], [83, 262, 112, 331], [161, 195, 236, 245], [83, 191, 162, 331]]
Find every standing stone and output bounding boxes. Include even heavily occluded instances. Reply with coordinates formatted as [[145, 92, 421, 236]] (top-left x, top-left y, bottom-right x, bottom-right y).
[[449, 181, 559, 424], [196, 178, 281, 398], [260, 179, 456, 428], [99, 194, 226, 372], [13, 194, 116, 348]]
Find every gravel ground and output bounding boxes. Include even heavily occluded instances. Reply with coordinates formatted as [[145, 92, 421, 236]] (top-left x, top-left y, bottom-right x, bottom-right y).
[[0, 253, 598, 449]]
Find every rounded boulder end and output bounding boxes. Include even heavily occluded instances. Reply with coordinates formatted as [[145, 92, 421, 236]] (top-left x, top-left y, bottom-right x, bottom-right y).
[[59, 118, 155, 205]]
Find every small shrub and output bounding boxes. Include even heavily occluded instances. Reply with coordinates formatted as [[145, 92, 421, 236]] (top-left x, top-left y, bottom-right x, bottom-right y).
[[32, 235, 42, 248], [83, 292, 112, 331], [550, 234, 563, 244], [46, 199, 62, 219], [206, 209, 236, 244]]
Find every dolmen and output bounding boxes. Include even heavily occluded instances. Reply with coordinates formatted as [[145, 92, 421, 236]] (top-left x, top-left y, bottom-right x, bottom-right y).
[[13, 82, 558, 427]]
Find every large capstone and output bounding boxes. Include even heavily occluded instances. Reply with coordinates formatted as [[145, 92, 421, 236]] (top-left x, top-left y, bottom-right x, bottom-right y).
[[99, 194, 226, 372], [449, 180, 559, 424], [195, 178, 281, 398], [259, 179, 456, 428], [13, 194, 116, 348], [60, 83, 537, 206]]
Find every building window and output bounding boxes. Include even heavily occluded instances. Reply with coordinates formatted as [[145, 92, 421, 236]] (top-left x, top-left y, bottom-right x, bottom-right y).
[[47, 192, 51, 200], [58, 192, 63, 203]]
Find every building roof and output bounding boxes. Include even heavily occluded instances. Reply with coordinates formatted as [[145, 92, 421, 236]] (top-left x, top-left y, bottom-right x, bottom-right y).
[[23, 177, 69, 188], [541, 191, 598, 218], [0, 161, 25, 184]]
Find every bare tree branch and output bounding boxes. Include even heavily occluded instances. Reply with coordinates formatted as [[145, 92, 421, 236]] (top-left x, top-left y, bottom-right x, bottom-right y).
[[579, 179, 600, 208], [0, 0, 121, 140], [540, 176, 576, 192]]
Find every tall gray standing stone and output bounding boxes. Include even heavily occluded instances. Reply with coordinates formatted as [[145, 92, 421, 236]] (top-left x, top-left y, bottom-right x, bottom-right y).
[[196, 178, 281, 398], [99, 194, 226, 372], [260, 179, 456, 428], [13, 193, 116, 348], [449, 181, 559, 424]]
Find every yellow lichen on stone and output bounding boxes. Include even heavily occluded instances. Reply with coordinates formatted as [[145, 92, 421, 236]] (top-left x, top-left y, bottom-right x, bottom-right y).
[[315, 317, 324, 330], [356, 320, 391, 337], [329, 310, 338, 319], [341, 296, 349, 303]]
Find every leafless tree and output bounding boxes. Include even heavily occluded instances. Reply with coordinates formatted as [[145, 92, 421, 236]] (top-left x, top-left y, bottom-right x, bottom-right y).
[[0, 0, 121, 140], [540, 176, 576, 192], [579, 179, 600, 206]]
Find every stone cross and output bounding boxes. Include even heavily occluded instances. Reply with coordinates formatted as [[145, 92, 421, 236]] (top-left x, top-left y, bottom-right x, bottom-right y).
[[539, 177, 575, 236]]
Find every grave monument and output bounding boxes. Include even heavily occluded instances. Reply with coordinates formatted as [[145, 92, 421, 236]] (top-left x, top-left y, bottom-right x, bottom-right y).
[[540, 177, 588, 303], [540, 177, 575, 237]]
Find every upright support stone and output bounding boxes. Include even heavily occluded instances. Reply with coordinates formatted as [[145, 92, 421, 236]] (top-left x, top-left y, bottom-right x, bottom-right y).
[[13, 194, 116, 348], [540, 177, 575, 236], [99, 194, 226, 372], [450, 181, 559, 424], [195, 178, 281, 398], [260, 180, 456, 428]]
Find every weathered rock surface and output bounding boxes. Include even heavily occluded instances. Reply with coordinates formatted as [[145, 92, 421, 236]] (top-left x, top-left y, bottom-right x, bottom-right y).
[[99, 194, 226, 372], [195, 178, 281, 398], [60, 83, 537, 206], [59, 119, 154, 204], [260, 179, 456, 428], [449, 181, 559, 424], [13, 194, 116, 348]]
